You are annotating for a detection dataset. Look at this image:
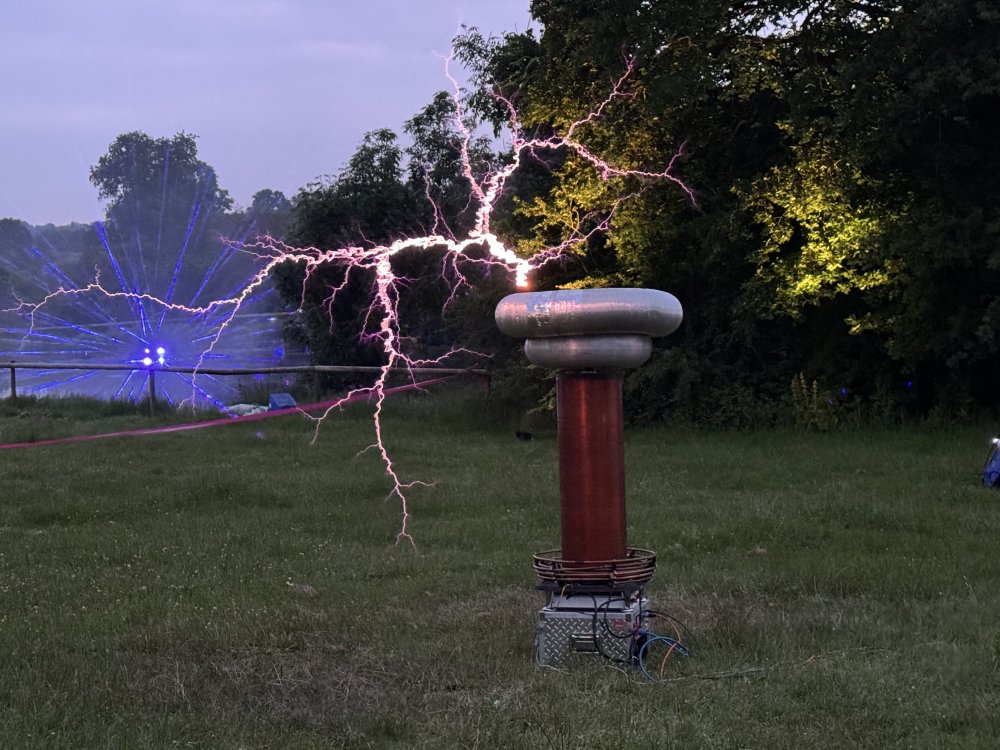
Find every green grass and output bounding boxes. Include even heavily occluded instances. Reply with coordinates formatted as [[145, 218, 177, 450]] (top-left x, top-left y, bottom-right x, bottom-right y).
[[0, 394, 222, 444], [0, 392, 997, 748]]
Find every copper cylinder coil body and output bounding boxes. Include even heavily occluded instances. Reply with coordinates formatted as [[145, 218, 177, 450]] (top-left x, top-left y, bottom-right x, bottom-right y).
[[557, 372, 627, 562]]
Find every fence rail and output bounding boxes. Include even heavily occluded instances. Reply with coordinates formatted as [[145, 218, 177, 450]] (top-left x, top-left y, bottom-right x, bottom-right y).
[[4, 360, 490, 408]]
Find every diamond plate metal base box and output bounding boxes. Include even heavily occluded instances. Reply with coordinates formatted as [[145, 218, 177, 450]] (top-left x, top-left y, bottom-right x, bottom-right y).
[[534, 594, 647, 666]]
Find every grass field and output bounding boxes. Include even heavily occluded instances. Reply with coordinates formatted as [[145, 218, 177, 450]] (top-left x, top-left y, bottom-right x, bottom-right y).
[[0, 390, 998, 748]]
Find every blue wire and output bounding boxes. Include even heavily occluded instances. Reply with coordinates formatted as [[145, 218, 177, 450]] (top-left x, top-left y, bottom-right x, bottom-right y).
[[638, 635, 690, 681]]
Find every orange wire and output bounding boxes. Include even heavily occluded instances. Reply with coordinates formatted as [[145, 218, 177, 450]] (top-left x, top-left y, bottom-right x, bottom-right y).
[[658, 641, 679, 676], [657, 618, 686, 677], [668, 618, 683, 643]]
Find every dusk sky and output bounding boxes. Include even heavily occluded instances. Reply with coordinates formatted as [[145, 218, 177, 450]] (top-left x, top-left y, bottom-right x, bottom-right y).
[[1, 0, 534, 227]]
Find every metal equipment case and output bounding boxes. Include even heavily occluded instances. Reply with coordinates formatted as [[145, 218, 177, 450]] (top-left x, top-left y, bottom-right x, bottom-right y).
[[535, 592, 647, 666]]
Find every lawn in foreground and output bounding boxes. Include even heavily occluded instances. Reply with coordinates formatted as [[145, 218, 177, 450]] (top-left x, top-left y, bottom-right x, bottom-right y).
[[0, 392, 997, 748]]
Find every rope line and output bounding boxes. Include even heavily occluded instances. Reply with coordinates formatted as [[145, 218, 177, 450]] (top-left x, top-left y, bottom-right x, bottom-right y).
[[0, 375, 459, 451]]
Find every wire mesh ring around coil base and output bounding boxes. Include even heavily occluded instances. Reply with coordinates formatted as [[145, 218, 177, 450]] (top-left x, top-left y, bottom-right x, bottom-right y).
[[533, 548, 656, 587]]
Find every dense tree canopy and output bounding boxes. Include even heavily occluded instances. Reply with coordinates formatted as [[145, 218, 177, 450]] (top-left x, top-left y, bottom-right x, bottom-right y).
[[90, 131, 231, 215], [440, 0, 1000, 423], [275, 116, 503, 378]]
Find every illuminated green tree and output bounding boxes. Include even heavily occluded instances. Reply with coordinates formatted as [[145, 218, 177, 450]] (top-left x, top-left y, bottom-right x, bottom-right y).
[[460, 0, 1000, 420]]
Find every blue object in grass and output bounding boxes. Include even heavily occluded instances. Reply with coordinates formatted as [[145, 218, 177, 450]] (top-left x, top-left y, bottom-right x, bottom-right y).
[[982, 438, 1000, 487], [268, 392, 296, 410]]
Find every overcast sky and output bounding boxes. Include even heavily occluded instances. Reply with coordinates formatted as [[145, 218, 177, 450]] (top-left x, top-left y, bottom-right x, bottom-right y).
[[1, 0, 535, 226]]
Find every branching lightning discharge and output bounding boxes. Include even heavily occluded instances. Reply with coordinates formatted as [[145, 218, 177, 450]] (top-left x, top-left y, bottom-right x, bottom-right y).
[[1, 55, 689, 543]]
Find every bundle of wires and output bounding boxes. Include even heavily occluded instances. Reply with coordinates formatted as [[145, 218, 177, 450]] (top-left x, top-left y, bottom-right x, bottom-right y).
[[635, 610, 693, 681], [589, 597, 693, 680]]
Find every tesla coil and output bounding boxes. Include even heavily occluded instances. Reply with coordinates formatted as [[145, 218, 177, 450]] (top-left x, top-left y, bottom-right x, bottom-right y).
[[495, 288, 683, 666]]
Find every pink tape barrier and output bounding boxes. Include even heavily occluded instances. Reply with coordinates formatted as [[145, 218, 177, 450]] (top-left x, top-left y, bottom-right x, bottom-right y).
[[0, 375, 458, 451]]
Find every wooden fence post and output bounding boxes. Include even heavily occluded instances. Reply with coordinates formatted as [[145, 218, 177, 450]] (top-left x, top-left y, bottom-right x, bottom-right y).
[[148, 369, 156, 415], [8, 363, 15, 400]]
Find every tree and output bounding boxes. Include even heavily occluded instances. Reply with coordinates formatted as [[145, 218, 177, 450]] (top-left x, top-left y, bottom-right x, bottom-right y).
[[90, 131, 231, 215], [457, 0, 1000, 422], [276, 120, 524, 383], [0, 218, 33, 292], [216, 189, 293, 251], [275, 130, 426, 374], [290, 129, 421, 249], [274, 1, 1000, 420], [457, 4, 797, 424], [403, 91, 494, 238], [87, 131, 237, 307], [246, 189, 291, 239], [731, 0, 1000, 411]]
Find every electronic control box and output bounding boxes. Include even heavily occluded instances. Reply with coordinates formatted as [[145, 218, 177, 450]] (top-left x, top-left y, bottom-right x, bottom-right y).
[[534, 592, 647, 666]]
